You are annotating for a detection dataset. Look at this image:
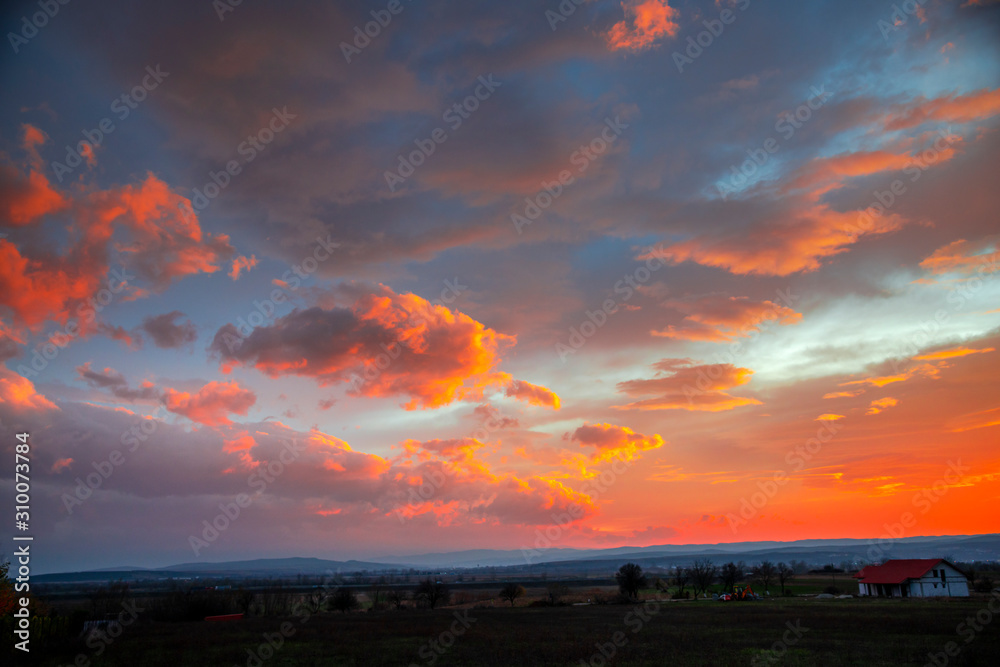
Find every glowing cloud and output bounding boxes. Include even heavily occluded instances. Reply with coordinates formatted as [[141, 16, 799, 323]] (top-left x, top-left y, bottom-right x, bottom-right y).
[[505, 379, 561, 410], [615, 358, 761, 411], [162, 381, 257, 426], [607, 0, 680, 52]]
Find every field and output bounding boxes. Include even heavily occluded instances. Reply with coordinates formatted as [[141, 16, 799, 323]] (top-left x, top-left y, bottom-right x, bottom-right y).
[[25, 592, 1000, 667]]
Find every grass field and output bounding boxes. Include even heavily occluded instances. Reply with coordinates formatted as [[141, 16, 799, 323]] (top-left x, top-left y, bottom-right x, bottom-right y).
[[28, 593, 1000, 667]]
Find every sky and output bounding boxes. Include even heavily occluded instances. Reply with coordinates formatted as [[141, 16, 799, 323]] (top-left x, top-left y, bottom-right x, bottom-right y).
[[0, 0, 999, 574]]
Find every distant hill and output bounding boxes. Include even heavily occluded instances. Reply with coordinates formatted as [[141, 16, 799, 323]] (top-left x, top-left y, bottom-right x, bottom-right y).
[[34, 534, 1000, 582]]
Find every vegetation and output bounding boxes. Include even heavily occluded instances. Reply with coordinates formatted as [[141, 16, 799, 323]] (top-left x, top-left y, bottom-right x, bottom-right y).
[[499, 583, 526, 607], [615, 563, 647, 601], [414, 578, 450, 609]]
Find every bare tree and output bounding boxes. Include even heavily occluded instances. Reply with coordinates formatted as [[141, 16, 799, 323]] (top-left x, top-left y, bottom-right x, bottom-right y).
[[777, 562, 795, 596], [753, 561, 777, 594], [671, 565, 690, 598], [720, 562, 742, 593], [499, 583, 526, 607], [690, 559, 718, 598], [615, 563, 648, 601], [414, 579, 450, 609]]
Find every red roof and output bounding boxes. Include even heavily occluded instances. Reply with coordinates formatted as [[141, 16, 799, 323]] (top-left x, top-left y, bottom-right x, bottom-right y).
[[854, 559, 946, 584]]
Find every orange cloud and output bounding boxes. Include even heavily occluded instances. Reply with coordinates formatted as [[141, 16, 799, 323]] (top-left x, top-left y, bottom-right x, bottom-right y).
[[505, 379, 560, 409], [919, 238, 998, 275], [866, 397, 899, 415], [229, 254, 258, 280], [210, 284, 521, 410], [823, 389, 864, 399], [0, 368, 58, 411], [915, 346, 995, 361], [816, 414, 845, 421], [607, 0, 680, 52], [163, 381, 256, 426], [571, 422, 665, 462], [884, 87, 1000, 132], [615, 358, 761, 411], [652, 294, 801, 341], [51, 457, 73, 473], [0, 126, 68, 226]]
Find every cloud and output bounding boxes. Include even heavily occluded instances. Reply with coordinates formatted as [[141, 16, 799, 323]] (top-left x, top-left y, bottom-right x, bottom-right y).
[[229, 255, 258, 280], [607, 0, 680, 52], [0, 367, 58, 411], [867, 397, 899, 415], [0, 153, 235, 341], [816, 414, 845, 422], [140, 311, 198, 349], [915, 346, 995, 361], [883, 88, 1000, 132], [0, 125, 67, 226], [505, 379, 561, 409], [571, 422, 665, 462], [615, 358, 762, 411], [210, 284, 521, 410], [162, 381, 257, 426], [651, 294, 801, 342], [76, 363, 161, 402], [919, 238, 998, 275]]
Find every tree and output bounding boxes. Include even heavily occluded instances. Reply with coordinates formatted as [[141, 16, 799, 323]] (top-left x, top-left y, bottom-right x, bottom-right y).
[[369, 576, 388, 611], [720, 562, 742, 593], [615, 563, 648, 601], [499, 583, 526, 607], [777, 562, 795, 596], [414, 579, 450, 609], [753, 561, 777, 594], [690, 559, 718, 598], [546, 583, 569, 605], [331, 587, 358, 613], [387, 589, 408, 610], [671, 565, 690, 598]]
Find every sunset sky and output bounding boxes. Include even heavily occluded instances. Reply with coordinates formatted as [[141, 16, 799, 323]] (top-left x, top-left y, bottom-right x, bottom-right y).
[[1, 0, 999, 574]]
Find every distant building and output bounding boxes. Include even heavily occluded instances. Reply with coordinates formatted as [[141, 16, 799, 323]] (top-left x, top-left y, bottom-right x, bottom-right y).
[[855, 559, 969, 598]]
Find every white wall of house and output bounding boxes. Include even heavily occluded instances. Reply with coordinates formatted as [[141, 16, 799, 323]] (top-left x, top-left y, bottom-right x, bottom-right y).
[[858, 562, 970, 597], [909, 563, 970, 597]]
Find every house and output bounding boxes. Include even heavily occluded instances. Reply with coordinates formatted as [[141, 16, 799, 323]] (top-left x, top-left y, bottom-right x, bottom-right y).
[[855, 559, 970, 598]]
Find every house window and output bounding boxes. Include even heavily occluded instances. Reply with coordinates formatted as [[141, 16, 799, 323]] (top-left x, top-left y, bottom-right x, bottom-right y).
[[932, 569, 937, 577]]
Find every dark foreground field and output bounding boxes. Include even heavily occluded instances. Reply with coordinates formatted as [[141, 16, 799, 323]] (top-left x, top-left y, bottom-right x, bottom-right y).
[[30, 595, 1000, 667]]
